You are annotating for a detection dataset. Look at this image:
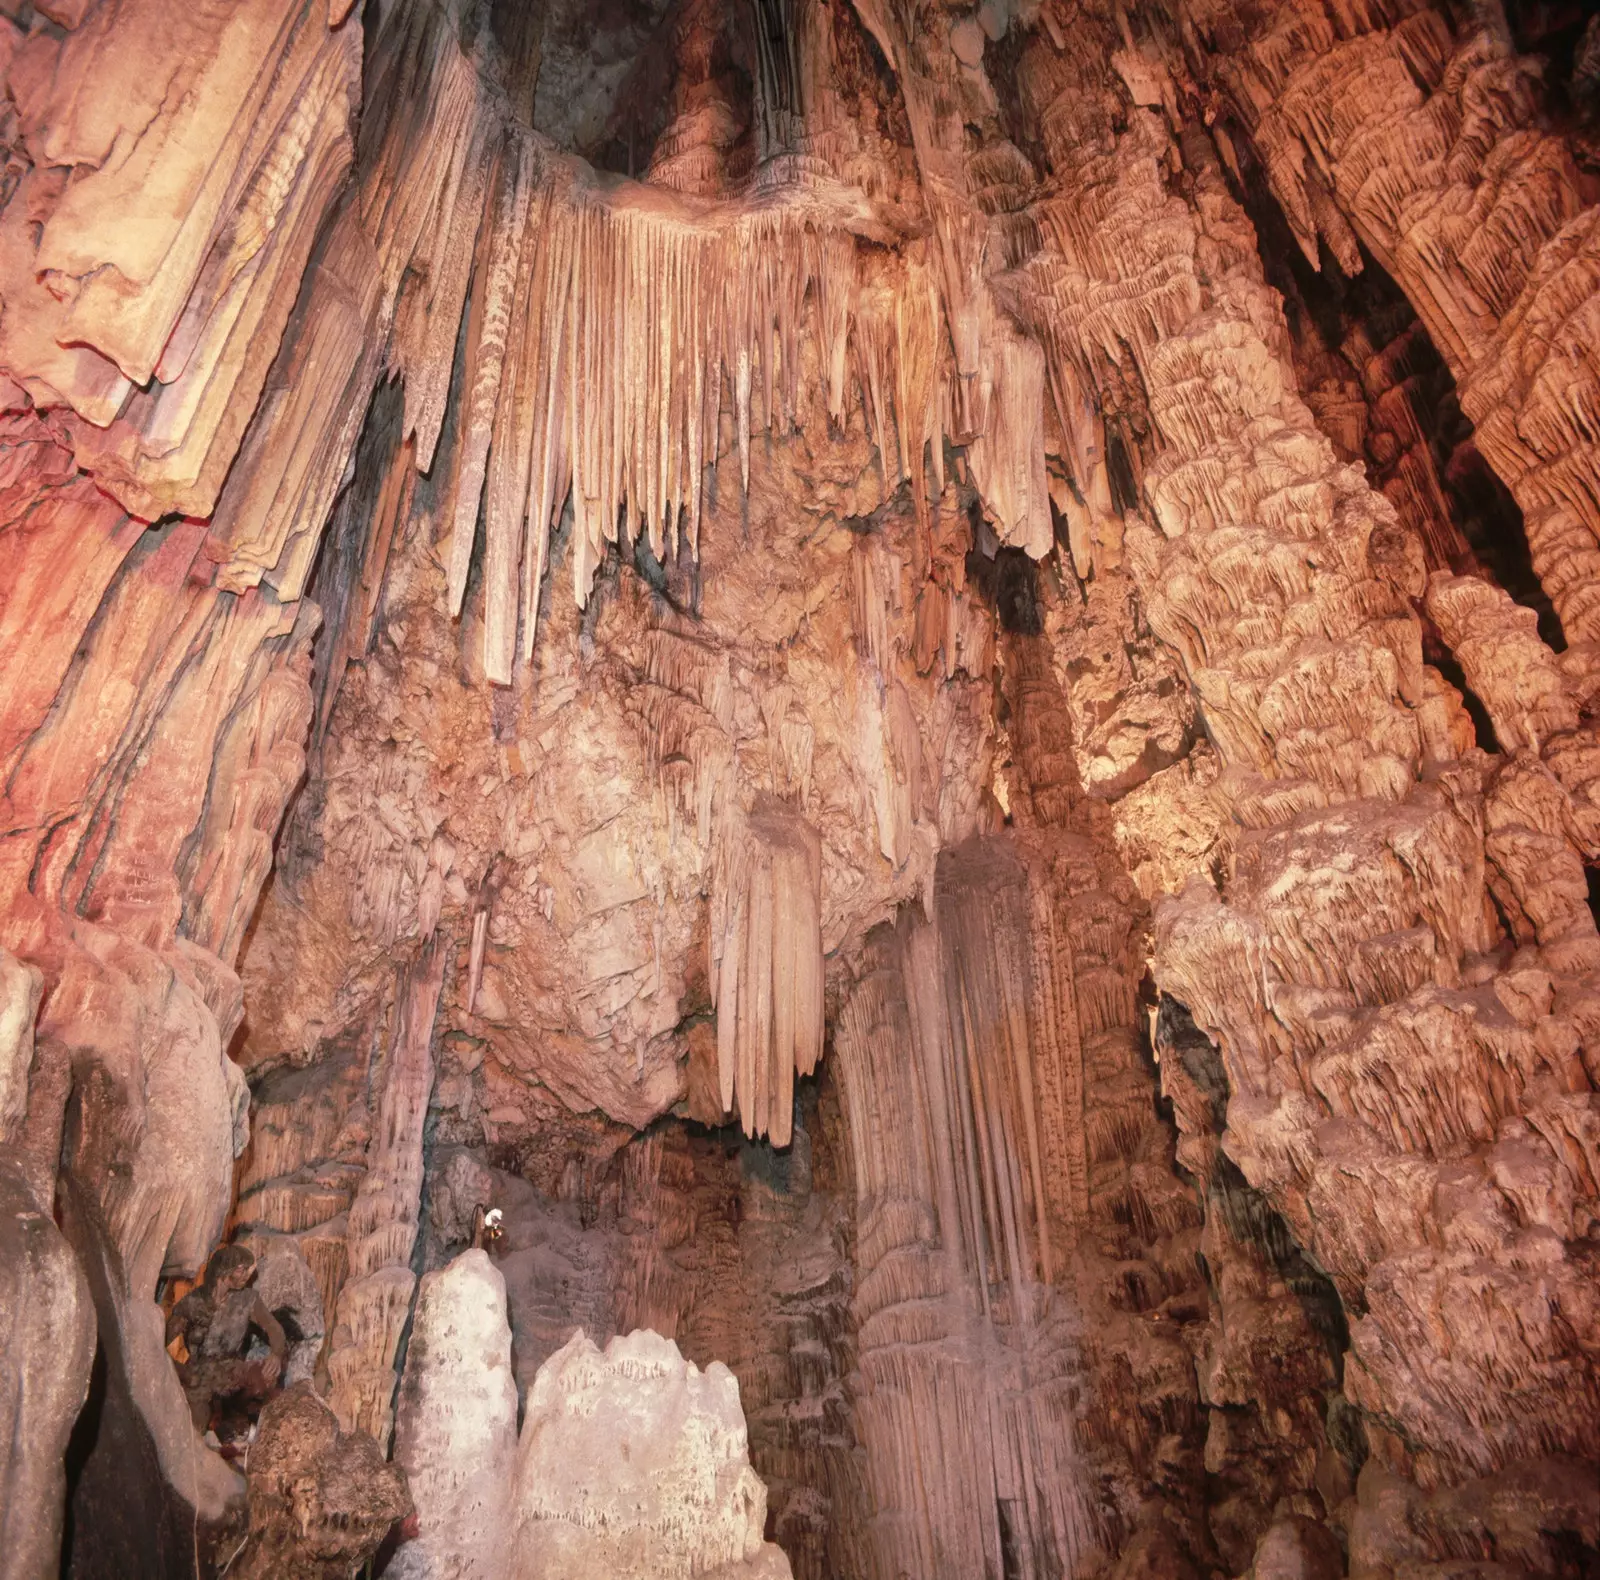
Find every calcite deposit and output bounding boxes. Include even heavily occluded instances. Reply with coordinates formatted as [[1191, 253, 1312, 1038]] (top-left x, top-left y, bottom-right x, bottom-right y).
[[511, 1328, 791, 1580], [1, 0, 1597, 1577]]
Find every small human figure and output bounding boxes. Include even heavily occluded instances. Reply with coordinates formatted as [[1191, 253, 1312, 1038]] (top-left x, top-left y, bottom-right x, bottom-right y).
[[470, 1203, 504, 1253], [166, 1244, 288, 1444]]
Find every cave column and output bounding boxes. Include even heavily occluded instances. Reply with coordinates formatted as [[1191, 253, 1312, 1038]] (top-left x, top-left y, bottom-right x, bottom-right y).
[[326, 932, 448, 1446], [1015, 3, 1600, 1492], [1176, 0, 1600, 807]]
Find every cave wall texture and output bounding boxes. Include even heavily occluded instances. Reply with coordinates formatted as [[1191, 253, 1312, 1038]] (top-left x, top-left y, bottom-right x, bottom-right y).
[[0, 0, 1598, 1576]]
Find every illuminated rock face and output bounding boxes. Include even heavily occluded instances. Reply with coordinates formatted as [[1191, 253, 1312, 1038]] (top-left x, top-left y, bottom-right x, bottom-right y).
[[390, 1249, 518, 1580], [1, 2, 1598, 1577], [509, 1328, 791, 1580]]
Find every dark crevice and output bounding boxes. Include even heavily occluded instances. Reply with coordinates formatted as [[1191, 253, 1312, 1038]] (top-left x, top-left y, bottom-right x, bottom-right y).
[[59, 1179, 227, 1579], [1427, 645, 1503, 754], [997, 1499, 1025, 1580], [1225, 139, 1563, 645], [1104, 424, 1140, 516], [1157, 999, 1352, 1373], [964, 543, 1042, 635], [1503, 0, 1600, 127], [60, 1336, 109, 1574]]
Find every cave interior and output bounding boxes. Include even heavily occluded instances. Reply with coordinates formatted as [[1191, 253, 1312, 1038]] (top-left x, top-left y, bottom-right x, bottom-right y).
[[1, 0, 1599, 1577]]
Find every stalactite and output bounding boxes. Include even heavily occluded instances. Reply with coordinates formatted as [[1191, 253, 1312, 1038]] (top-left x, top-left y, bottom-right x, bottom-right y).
[[0, 0, 1034, 719], [835, 889, 1108, 1580], [6, 2, 1600, 1572], [407, 141, 962, 681], [710, 803, 824, 1146]]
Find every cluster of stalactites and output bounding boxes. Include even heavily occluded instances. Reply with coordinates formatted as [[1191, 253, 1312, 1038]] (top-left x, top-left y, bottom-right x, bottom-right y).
[[409, 110, 955, 685], [832, 873, 1107, 1580], [709, 802, 825, 1146], [0, 0, 1004, 691]]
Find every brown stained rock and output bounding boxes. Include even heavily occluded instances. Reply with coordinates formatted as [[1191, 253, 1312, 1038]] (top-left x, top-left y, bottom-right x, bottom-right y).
[[1348, 1455, 1600, 1580], [1249, 1516, 1346, 1580], [1109, 1528, 1202, 1580], [0, 1155, 95, 1580], [231, 1383, 411, 1580], [324, 934, 448, 1446]]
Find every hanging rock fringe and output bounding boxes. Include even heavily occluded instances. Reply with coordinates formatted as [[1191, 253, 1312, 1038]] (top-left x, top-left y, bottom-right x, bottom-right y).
[[709, 802, 824, 1146], [421, 131, 947, 684]]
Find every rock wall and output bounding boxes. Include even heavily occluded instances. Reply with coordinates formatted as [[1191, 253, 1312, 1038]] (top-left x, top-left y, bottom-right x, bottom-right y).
[[1176, 0, 1600, 787], [1006, 0, 1600, 1560]]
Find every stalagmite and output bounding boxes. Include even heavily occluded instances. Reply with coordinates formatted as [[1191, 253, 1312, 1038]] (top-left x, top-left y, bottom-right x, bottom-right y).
[[326, 933, 448, 1445], [391, 1250, 518, 1580], [508, 1329, 793, 1580]]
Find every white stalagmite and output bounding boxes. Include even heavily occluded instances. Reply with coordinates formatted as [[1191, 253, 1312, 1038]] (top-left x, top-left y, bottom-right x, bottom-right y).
[[389, 1250, 518, 1580], [507, 1329, 792, 1580]]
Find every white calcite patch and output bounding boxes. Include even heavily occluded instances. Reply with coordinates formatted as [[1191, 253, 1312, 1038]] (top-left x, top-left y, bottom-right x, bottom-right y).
[[509, 1328, 792, 1580], [390, 1250, 519, 1580]]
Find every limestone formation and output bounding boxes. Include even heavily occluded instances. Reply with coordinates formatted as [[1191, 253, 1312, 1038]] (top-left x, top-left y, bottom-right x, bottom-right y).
[[325, 932, 448, 1445], [232, 1383, 412, 1580], [1, 0, 1598, 1577], [0, 1158, 94, 1580], [390, 1250, 518, 1580], [509, 1328, 791, 1580]]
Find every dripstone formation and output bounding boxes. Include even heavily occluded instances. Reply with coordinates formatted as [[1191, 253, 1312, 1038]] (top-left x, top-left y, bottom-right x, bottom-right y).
[[0, 1, 1597, 1578]]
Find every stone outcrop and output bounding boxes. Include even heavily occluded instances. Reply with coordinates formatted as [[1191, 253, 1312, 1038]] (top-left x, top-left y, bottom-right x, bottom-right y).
[[0, 1155, 94, 1580], [232, 1383, 411, 1580]]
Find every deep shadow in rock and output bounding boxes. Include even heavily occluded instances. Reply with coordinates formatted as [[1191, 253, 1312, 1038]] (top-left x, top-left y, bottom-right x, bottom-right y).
[[59, 1183, 234, 1580]]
